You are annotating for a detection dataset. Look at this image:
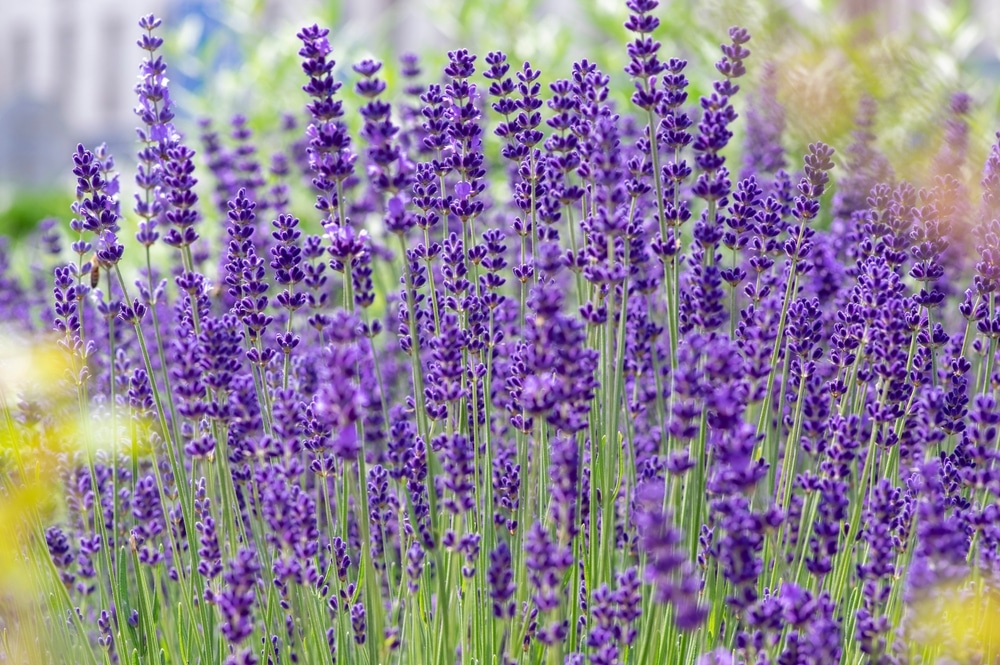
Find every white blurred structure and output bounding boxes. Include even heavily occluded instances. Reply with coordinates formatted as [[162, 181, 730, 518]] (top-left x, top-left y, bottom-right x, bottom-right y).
[[0, 0, 428, 188], [0, 0, 169, 137], [0, 0, 172, 186], [0, 0, 333, 187]]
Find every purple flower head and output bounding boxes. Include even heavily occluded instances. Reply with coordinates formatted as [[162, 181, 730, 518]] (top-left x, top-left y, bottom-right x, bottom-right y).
[[354, 56, 409, 196], [624, 0, 665, 110], [832, 96, 893, 227], [194, 479, 222, 581], [312, 312, 368, 458], [975, 132, 1000, 295], [525, 521, 573, 614], [633, 481, 707, 630], [406, 541, 425, 593], [46, 527, 76, 587], [351, 602, 367, 645], [549, 436, 580, 538], [134, 16, 176, 144], [400, 52, 421, 78], [219, 549, 261, 645], [130, 474, 165, 565], [488, 542, 516, 618], [437, 432, 475, 514], [161, 143, 202, 249], [698, 649, 733, 665], [741, 62, 786, 181], [933, 91, 973, 180], [71, 145, 123, 268], [444, 49, 476, 79], [298, 24, 355, 228], [716, 26, 751, 87]]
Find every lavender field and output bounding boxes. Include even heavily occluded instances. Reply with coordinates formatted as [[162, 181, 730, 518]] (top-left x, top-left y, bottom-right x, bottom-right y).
[[1, 1, 999, 663]]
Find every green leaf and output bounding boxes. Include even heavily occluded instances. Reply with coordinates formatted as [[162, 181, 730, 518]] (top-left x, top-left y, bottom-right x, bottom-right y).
[[116, 547, 129, 611]]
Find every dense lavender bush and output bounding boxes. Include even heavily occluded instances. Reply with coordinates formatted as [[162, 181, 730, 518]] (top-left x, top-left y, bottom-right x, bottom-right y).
[[2, 3, 1000, 664]]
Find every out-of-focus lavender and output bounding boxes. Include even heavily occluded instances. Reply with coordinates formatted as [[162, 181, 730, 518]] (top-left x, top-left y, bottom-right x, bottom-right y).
[[2, 2, 1000, 665]]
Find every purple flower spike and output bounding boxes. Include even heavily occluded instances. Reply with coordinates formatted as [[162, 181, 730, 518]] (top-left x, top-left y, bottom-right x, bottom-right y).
[[634, 482, 707, 631], [298, 24, 355, 229], [219, 549, 261, 645], [488, 542, 516, 619]]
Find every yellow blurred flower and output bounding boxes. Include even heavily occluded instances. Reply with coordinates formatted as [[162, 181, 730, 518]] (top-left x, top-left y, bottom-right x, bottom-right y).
[[0, 480, 54, 594], [0, 329, 71, 398], [907, 578, 1000, 663]]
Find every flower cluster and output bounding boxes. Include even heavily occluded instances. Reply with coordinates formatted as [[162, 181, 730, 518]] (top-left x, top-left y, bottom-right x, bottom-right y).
[[2, 4, 1000, 665]]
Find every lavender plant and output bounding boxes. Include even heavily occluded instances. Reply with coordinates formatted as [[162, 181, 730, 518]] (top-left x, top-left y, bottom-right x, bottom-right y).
[[3, 3, 1000, 665]]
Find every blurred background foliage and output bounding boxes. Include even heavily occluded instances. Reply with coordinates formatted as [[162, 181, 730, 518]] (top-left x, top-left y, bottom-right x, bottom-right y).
[[0, 190, 73, 238], [2, 0, 1000, 238], [166, 0, 1000, 178]]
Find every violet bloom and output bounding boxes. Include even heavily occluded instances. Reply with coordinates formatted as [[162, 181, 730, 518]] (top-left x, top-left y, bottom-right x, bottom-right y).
[[170, 314, 209, 425], [270, 214, 306, 308], [491, 438, 521, 535], [134, 15, 175, 143], [351, 602, 367, 645], [907, 460, 971, 594], [691, 26, 751, 206], [587, 582, 619, 660], [297, 24, 356, 230], [418, 82, 453, 185], [484, 51, 519, 158], [524, 521, 573, 613], [909, 182, 952, 311], [624, 0, 664, 86], [406, 541, 425, 593], [681, 30, 753, 333], [399, 51, 423, 95], [258, 465, 319, 584], [787, 142, 835, 261], [224, 189, 273, 344], [406, 163, 438, 235], [549, 435, 580, 540], [219, 548, 261, 646], [524, 521, 572, 646], [933, 91, 973, 181], [652, 56, 694, 256], [133, 14, 204, 260], [312, 312, 365, 459], [974, 133, 1000, 305], [633, 482, 706, 630], [194, 478, 222, 585], [521, 279, 599, 433], [740, 62, 786, 183], [228, 115, 266, 206], [615, 567, 642, 645], [97, 609, 115, 654], [71, 144, 124, 271], [488, 542, 516, 619], [438, 432, 475, 514], [354, 58, 409, 197], [505, 60, 547, 233], [45, 526, 76, 588], [442, 48, 486, 231], [130, 474, 165, 566], [197, 117, 236, 216], [831, 96, 893, 229], [161, 142, 201, 252]]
